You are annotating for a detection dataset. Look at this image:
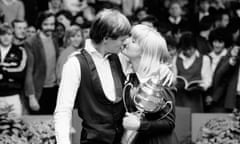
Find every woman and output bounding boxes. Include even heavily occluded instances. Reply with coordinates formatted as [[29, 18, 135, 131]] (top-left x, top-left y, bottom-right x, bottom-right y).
[[120, 24, 178, 144], [56, 26, 85, 83]]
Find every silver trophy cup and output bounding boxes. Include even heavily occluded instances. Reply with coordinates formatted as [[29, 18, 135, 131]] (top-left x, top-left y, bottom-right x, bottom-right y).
[[121, 74, 173, 144]]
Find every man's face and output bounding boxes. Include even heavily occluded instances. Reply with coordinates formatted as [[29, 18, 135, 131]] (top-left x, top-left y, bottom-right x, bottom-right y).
[[104, 35, 129, 54], [41, 16, 55, 37], [0, 32, 13, 47], [13, 22, 27, 40]]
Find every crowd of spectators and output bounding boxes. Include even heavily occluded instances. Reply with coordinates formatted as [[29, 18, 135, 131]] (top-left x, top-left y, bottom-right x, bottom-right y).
[[0, 0, 240, 116]]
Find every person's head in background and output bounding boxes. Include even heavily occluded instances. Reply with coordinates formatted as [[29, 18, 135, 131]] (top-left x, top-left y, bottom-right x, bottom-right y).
[[89, 9, 131, 54], [36, 11, 55, 37], [209, 27, 231, 54], [139, 15, 160, 32], [198, 0, 210, 13], [11, 19, 28, 45], [63, 26, 84, 49], [56, 10, 73, 29], [168, 1, 183, 19], [0, 23, 13, 48], [80, 21, 91, 39], [26, 25, 36, 38], [72, 11, 85, 26], [134, 7, 148, 21], [122, 24, 171, 77], [214, 10, 230, 29], [165, 35, 178, 58], [178, 32, 197, 58], [48, 0, 63, 14], [54, 22, 66, 47], [198, 16, 214, 39]]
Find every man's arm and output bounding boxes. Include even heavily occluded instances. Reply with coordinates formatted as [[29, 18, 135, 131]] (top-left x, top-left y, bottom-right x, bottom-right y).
[[54, 56, 81, 144]]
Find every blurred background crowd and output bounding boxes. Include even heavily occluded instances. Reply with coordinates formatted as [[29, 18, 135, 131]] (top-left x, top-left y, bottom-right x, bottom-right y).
[[0, 0, 240, 117]]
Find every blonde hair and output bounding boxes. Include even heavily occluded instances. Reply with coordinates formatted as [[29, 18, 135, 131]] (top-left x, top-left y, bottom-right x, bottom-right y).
[[63, 26, 84, 48], [131, 24, 171, 77]]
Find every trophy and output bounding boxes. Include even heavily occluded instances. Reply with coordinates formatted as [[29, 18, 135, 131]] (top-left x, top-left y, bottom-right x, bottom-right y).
[[121, 74, 173, 144]]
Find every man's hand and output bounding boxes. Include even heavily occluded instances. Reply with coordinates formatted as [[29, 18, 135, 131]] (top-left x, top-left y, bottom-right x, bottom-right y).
[[123, 112, 140, 131], [29, 94, 40, 111]]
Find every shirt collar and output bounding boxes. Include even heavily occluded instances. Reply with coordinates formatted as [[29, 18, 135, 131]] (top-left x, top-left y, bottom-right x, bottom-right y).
[[209, 48, 227, 58], [85, 39, 110, 60], [169, 16, 181, 24]]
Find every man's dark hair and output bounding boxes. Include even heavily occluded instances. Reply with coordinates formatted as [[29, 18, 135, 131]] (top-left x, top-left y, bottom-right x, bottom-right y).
[[178, 32, 197, 50], [11, 19, 27, 28], [36, 11, 55, 30]]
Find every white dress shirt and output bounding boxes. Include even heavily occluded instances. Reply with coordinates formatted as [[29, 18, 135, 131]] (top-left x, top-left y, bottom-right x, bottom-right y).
[[54, 39, 117, 144]]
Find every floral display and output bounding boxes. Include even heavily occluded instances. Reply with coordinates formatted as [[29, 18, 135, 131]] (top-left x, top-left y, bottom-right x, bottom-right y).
[[0, 103, 56, 144], [195, 109, 240, 144]]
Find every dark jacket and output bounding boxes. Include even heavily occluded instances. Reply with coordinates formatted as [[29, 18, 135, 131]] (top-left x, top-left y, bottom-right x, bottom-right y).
[[0, 44, 27, 96], [75, 49, 126, 144], [24, 32, 59, 99], [212, 53, 240, 109]]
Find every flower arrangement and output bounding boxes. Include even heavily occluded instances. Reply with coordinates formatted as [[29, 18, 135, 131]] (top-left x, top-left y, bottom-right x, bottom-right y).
[[195, 109, 240, 144], [0, 103, 56, 144]]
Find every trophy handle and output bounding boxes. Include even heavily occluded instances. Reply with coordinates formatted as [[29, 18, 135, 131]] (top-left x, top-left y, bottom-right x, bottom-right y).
[[159, 101, 173, 120], [123, 83, 134, 112]]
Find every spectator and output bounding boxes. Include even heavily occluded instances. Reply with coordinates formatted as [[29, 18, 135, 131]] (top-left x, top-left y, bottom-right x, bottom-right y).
[[48, 0, 63, 14], [26, 25, 36, 38], [0, 23, 27, 117], [53, 22, 66, 50], [0, 0, 25, 24], [56, 26, 84, 83], [173, 32, 212, 112], [56, 10, 73, 30], [24, 11, 59, 114], [209, 42, 240, 112], [11, 19, 28, 46]]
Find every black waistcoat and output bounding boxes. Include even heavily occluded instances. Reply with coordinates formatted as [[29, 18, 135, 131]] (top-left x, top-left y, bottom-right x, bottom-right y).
[[75, 49, 125, 144]]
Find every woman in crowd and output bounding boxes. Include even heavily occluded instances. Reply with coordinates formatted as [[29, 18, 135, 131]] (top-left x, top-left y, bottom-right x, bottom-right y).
[[120, 24, 178, 144], [56, 26, 84, 83]]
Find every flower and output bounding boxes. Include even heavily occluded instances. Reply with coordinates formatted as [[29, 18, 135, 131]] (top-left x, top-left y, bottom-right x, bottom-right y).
[[195, 109, 240, 144], [0, 104, 56, 144]]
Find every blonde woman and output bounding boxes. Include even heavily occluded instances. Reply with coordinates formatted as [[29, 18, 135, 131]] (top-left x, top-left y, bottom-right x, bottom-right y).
[[56, 26, 84, 83], [120, 24, 178, 144]]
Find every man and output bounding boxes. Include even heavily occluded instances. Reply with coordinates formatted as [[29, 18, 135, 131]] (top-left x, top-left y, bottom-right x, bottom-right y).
[[0, 23, 27, 117], [54, 9, 131, 144], [12, 19, 28, 46], [24, 11, 59, 114]]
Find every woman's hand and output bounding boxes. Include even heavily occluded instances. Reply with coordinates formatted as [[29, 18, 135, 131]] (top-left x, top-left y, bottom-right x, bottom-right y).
[[123, 112, 140, 131]]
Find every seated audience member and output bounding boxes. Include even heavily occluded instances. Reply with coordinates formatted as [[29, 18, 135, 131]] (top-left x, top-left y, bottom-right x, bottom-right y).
[[0, 23, 27, 117], [173, 32, 212, 112]]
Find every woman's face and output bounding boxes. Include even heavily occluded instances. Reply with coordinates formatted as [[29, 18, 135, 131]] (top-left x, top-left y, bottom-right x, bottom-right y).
[[122, 35, 142, 60], [70, 31, 83, 48]]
